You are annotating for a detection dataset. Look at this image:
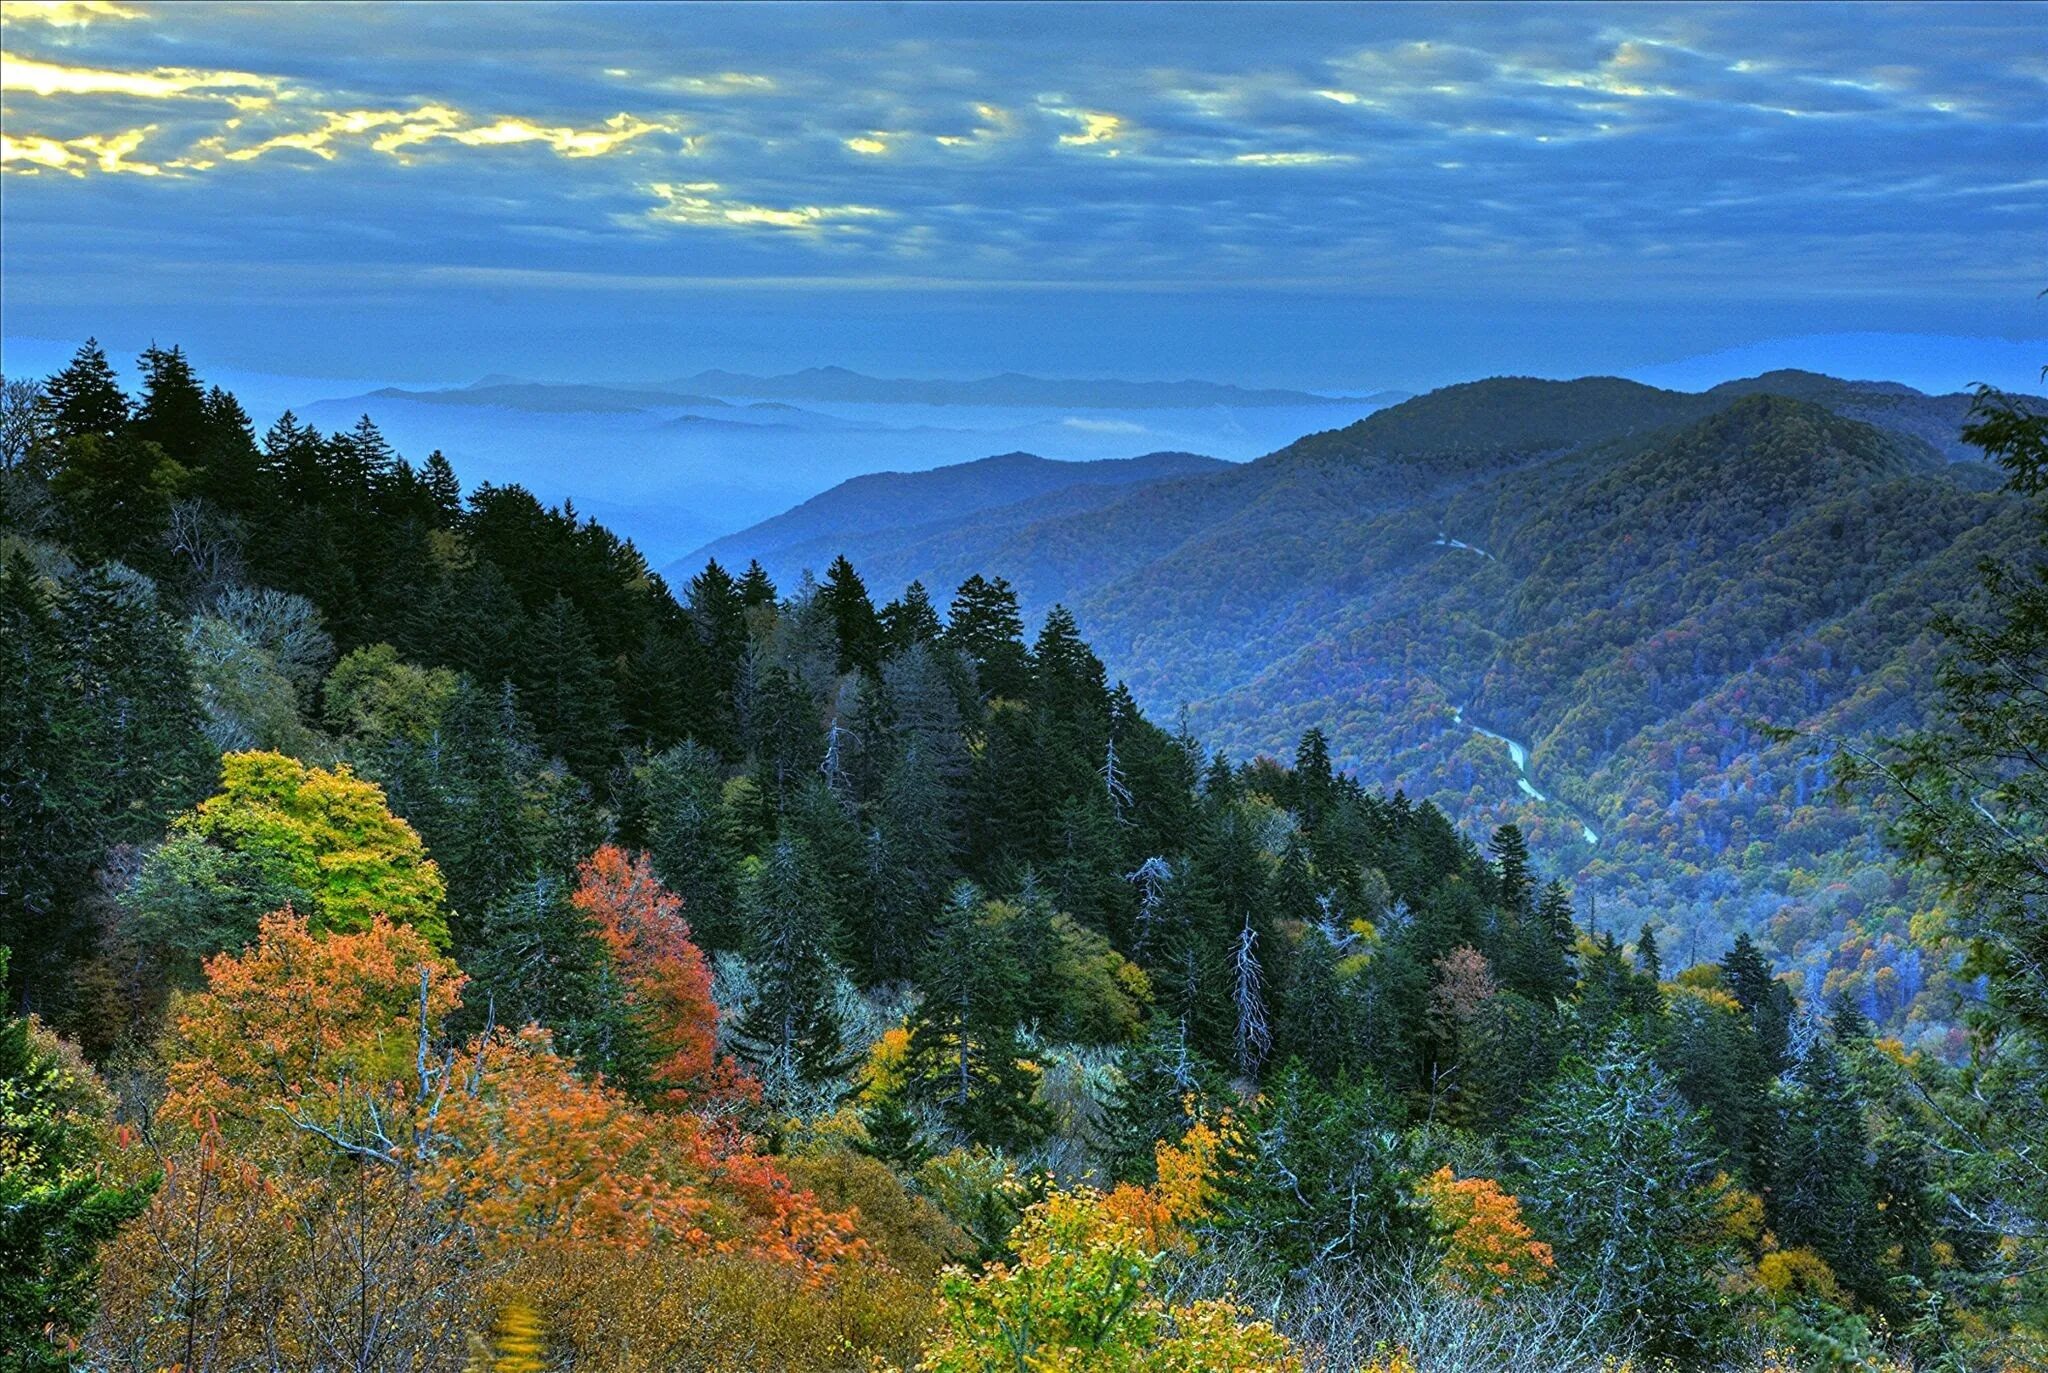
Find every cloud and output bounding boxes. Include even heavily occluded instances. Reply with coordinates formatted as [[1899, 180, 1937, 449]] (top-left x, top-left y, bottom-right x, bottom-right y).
[[1, 124, 164, 174], [0, 1, 144, 27], [1047, 104, 1126, 149], [640, 180, 889, 233], [1231, 151, 1356, 167], [1, 52, 284, 102], [612, 69, 777, 96]]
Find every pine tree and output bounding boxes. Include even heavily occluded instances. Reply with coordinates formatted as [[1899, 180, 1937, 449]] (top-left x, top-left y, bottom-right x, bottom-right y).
[[880, 579, 944, 652], [818, 554, 885, 676], [906, 882, 1044, 1147], [43, 338, 128, 441], [946, 574, 1031, 700], [731, 838, 851, 1099]]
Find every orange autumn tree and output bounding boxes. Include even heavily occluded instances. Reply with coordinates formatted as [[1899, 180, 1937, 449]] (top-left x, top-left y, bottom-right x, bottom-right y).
[[1415, 1167, 1553, 1296], [150, 909, 858, 1270], [570, 845, 753, 1107]]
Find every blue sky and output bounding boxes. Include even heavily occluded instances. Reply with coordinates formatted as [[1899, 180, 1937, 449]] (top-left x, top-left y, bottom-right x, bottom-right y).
[[2, 0, 2043, 393]]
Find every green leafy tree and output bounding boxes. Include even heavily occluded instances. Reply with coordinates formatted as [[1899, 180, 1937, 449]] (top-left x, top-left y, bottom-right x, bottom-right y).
[[0, 948, 155, 1372], [129, 751, 449, 968]]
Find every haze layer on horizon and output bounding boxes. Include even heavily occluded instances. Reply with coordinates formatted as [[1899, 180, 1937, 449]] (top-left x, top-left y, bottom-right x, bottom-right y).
[[2, 0, 2043, 395]]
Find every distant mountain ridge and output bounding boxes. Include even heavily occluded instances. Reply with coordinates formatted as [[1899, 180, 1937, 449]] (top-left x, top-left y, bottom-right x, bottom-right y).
[[665, 365, 1391, 409], [699, 369, 2040, 1040]]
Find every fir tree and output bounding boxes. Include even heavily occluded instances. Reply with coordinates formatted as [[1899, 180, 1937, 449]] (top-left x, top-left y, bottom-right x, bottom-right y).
[[946, 574, 1031, 700], [905, 882, 1044, 1147], [880, 579, 944, 652], [818, 554, 885, 676], [730, 838, 852, 1098], [43, 338, 128, 441]]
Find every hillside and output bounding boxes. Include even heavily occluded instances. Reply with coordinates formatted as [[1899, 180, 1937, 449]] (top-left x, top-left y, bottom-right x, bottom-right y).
[[682, 449, 1229, 579], [710, 373, 2036, 1038]]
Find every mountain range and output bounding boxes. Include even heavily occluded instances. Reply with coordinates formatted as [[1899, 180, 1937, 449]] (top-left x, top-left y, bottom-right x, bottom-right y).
[[700, 368, 2038, 1041]]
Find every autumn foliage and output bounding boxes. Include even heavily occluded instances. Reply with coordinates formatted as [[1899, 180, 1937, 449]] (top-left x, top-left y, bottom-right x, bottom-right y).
[[570, 845, 754, 1107], [1415, 1167, 1554, 1295]]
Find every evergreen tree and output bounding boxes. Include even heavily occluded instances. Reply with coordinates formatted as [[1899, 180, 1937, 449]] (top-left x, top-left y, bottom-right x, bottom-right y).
[[131, 344, 208, 459], [1211, 1062, 1424, 1277], [460, 871, 628, 1071], [905, 882, 1044, 1147], [1489, 822, 1535, 921], [1724, 932, 1793, 1072], [737, 559, 778, 609], [516, 595, 620, 779], [731, 838, 851, 1098], [43, 339, 127, 441], [419, 450, 463, 526], [1095, 1016, 1208, 1184], [818, 554, 885, 676], [946, 574, 1031, 700], [634, 740, 743, 951], [880, 579, 943, 652], [1293, 728, 1339, 831], [1031, 605, 1106, 719], [1516, 1029, 1735, 1361], [1770, 1041, 1886, 1304]]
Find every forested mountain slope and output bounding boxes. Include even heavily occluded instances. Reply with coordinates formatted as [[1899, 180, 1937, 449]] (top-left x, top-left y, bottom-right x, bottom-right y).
[[720, 375, 2034, 1040], [684, 450, 1227, 577], [6, 340, 2047, 1371]]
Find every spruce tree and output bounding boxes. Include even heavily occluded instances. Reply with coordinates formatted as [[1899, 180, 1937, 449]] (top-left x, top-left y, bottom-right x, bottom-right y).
[[516, 594, 620, 780], [43, 339, 128, 441], [132, 344, 209, 459], [818, 554, 885, 676], [946, 574, 1031, 700], [1516, 1029, 1735, 1361], [880, 579, 943, 652], [731, 838, 851, 1099], [905, 882, 1044, 1146]]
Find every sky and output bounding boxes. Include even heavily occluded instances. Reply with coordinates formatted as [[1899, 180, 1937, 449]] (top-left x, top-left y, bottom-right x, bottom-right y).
[[2, 0, 2044, 395]]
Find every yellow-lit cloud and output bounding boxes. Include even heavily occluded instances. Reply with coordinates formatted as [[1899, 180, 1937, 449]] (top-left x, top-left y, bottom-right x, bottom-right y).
[[643, 180, 887, 233], [845, 134, 889, 155], [0, 0, 144, 26], [208, 106, 668, 164], [1056, 109, 1124, 148], [1, 53, 284, 101], [1, 123, 161, 174], [935, 102, 1012, 148]]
